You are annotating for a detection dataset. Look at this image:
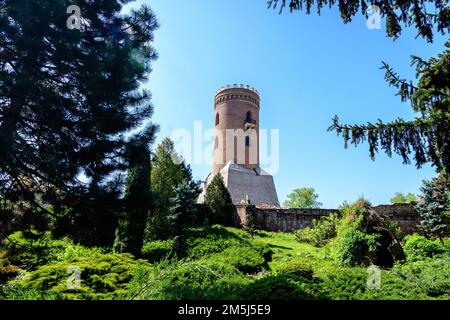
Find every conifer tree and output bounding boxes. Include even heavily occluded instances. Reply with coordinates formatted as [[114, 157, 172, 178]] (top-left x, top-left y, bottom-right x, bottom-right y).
[[204, 174, 234, 226], [329, 44, 450, 172], [267, 1, 449, 172], [0, 0, 159, 243], [416, 173, 449, 243], [114, 136, 153, 256]]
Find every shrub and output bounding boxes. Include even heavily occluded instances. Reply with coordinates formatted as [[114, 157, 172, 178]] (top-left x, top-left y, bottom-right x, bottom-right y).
[[2, 231, 106, 270], [295, 213, 339, 246], [211, 246, 267, 274], [319, 267, 367, 300], [128, 259, 250, 300], [403, 234, 444, 262], [275, 260, 314, 279], [141, 239, 175, 263], [204, 174, 234, 226], [332, 228, 380, 266], [363, 255, 450, 300], [3, 253, 151, 300], [185, 225, 252, 259], [240, 274, 325, 300], [331, 203, 380, 266]]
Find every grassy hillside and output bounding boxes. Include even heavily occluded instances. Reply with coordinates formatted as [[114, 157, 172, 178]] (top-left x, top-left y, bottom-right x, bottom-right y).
[[1, 226, 449, 300]]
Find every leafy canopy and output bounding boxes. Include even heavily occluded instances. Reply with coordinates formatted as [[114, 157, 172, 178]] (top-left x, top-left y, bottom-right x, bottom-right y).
[[390, 192, 418, 204], [283, 187, 323, 209]]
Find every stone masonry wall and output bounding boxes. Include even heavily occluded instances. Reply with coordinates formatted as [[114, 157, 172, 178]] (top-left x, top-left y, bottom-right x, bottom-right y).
[[235, 203, 426, 235]]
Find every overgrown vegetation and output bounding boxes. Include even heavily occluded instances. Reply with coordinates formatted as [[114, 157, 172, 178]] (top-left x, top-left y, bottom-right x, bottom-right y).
[[1, 224, 449, 300]]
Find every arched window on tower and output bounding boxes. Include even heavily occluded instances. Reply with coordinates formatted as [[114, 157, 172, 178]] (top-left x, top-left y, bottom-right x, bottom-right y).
[[245, 136, 250, 147], [245, 111, 256, 130], [245, 111, 252, 122], [215, 113, 220, 126]]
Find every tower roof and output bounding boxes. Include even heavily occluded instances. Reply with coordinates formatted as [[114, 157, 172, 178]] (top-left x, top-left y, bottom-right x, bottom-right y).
[[215, 84, 259, 97]]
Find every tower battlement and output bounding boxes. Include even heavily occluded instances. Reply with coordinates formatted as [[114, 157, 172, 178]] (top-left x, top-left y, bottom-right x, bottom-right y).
[[215, 84, 260, 96]]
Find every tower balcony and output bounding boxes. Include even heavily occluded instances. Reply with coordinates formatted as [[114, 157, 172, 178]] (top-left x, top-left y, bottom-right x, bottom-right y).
[[245, 118, 257, 130]]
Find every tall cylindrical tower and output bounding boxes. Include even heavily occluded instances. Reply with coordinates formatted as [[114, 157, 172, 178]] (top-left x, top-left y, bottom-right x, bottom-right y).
[[213, 84, 260, 175]]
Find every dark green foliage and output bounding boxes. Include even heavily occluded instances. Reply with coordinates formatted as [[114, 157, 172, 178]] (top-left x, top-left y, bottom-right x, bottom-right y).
[[363, 255, 450, 299], [1, 231, 105, 270], [403, 234, 445, 262], [268, 1, 449, 42], [146, 138, 198, 240], [141, 239, 175, 263], [416, 174, 450, 241], [329, 43, 450, 171], [212, 246, 267, 274], [2, 253, 151, 300], [0, 0, 159, 245], [164, 163, 201, 257], [295, 213, 339, 246], [114, 140, 153, 256], [275, 260, 314, 279], [204, 174, 234, 226], [317, 268, 368, 300], [167, 165, 202, 255], [128, 259, 250, 300], [242, 200, 257, 237], [241, 274, 324, 300]]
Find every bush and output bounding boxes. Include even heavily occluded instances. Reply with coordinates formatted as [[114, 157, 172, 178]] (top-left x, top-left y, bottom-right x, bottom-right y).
[[295, 213, 339, 246], [240, 274, 324, 300], [275, 260, 314, 279], [319, 267, 367, 300], [2, 231, 106, 270], [331, 203, 380, 266], [185, 225, 253, 259], [211, 246, 267, 274], [3, 253, 151, 300], [204, 174, 234, 226], [128, 259, 250, 300], [332, 228, 380, 266], [363, 255, 450, 300], [141, 239, 175, 263], [403, 234, 444, 262]]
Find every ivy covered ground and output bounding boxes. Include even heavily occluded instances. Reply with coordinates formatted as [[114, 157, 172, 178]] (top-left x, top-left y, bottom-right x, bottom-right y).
[[1, 225, 449, 300]]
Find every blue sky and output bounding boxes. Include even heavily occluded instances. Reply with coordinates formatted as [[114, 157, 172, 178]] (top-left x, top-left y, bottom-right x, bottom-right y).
[[128, 0, 447, 208]]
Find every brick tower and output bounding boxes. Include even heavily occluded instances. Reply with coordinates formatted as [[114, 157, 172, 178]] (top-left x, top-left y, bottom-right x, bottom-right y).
[[198, 84, 279, 207]]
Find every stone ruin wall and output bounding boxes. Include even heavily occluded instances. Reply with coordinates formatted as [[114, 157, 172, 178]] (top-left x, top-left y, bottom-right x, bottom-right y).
[[234, 203, 438, 235]]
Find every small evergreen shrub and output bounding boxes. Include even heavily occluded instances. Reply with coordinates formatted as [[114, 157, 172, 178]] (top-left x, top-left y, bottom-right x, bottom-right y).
[[2, 231, 106, 270], [275, 260, 314, 279], [128, 259, 249, 300], [240, 274, 325, 300], [403, 234, 444, 262], [319, 267, 367, 300], [204, 174, 234, 226], [3, 253, 151, 300], [141, 239, 175, 263], [211, 246, 267, 274]]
